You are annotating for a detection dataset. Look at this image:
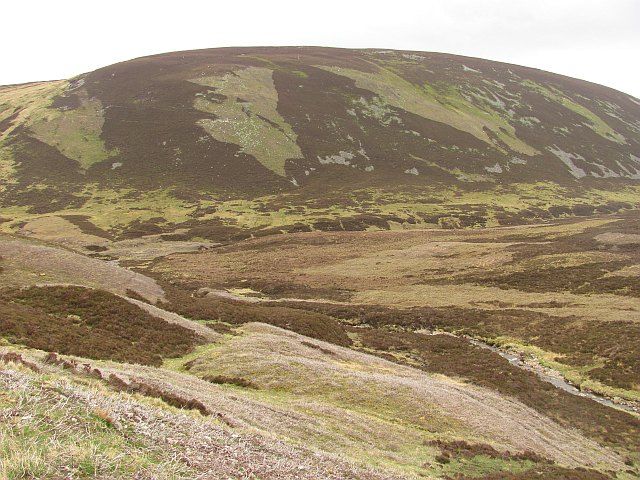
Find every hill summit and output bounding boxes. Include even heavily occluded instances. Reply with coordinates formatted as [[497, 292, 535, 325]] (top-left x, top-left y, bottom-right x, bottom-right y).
[[1, 47, 639, 239]]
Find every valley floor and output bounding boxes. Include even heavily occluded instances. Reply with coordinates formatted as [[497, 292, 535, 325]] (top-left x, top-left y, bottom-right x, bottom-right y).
[[1, 212, 639, 479]]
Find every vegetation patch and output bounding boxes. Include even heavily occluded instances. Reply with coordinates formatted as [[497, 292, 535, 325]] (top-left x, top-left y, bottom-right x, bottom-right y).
[[0, 286, 202, 366], [348, 325, 640, 452], [160, 287, 352, 347], [428, 439, 546, 463], [444, 466, 613, 479], [107, 373, 211, 416], [193, 66, 302, 177], [202, 374, 258, 389], [29, 89, 119, 170], [320, 64, 536, 155], [0, 371, 194, 479], [426, 439, 559, 479], [61, 214, 113, 239], [521, 80, 625, 144]]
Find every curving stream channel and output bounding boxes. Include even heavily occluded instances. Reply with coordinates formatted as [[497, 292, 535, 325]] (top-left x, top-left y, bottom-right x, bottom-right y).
[[465, 336, 639, 415]]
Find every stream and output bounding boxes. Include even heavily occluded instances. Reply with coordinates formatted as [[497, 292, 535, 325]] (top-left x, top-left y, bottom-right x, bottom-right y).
[[465, 336, 639, 414]]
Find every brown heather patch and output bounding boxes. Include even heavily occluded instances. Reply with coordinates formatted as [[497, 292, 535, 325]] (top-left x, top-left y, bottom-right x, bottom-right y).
[[85, 244, 108, 252], [2, 128, 82, 187], [107, 373, 212, 416], [60, 214, 113, 240], [427, 439, 547, 463], [2, 186, 86, 214], [160, 287, 352, 347], [162, 217, 250, 243], [0, 351, 41, 373], [205, 321, 239, 335], [445, 467, 613, 480], [201, 374, 258, 389], [300, 340, 336, 355], [0, 109, 21, 134], [124, 288, 148, 302], [118, 217, 176, 240], [1, 130, 86, 213], [0, 286, 202, 365], [440, 235, 640, 295], [426, 439, 594, 478], [441, 261, 638, 296]]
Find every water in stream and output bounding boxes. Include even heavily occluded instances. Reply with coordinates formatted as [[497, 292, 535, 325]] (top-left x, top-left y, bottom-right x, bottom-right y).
[[466, 337, 638, 414]]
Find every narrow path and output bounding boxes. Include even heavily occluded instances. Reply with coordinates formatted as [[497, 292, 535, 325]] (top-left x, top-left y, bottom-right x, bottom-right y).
[[125, 297, 221, 343]]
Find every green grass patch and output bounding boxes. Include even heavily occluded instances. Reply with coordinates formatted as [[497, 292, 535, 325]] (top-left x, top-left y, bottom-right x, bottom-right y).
[[192, 66, 302, 176], [522, 80, 626, 144], [492, 337, 640, 403], [0, 374, 192, 479], [320, 63, 537, 155]]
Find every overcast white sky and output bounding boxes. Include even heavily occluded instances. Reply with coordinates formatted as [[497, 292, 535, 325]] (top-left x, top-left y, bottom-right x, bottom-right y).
[[3, 0, 639, 97]]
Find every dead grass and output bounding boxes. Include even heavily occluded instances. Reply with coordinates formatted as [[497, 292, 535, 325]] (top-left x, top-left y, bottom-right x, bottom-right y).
[[160, 287, 353, 346], [0, 369, 194, 479], [1, 363, 399, 480], [0, 236, 165, 302]]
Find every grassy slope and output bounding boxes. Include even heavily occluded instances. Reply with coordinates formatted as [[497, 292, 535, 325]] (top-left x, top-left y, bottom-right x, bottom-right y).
[[162, 323, 625, 471], [0, 321, 630, 479], [0, 359, 398, 480], [152, 212, 640, 403], [1, 231, 639, 478]]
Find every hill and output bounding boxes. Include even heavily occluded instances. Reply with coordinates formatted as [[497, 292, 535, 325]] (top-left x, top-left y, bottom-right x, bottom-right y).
[[1, 47, 639, 243], [1, 48, 640, 479]]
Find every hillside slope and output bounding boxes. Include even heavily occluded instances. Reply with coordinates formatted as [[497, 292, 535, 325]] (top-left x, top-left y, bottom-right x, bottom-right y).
[[1, 47, 640, 479], [1, 47, 639, 242]]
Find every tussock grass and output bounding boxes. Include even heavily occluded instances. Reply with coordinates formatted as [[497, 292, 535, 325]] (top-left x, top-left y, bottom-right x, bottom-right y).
[[0, 370, 191, 479], [160, 322, 626, 473], [0, 358, 409, 479]]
